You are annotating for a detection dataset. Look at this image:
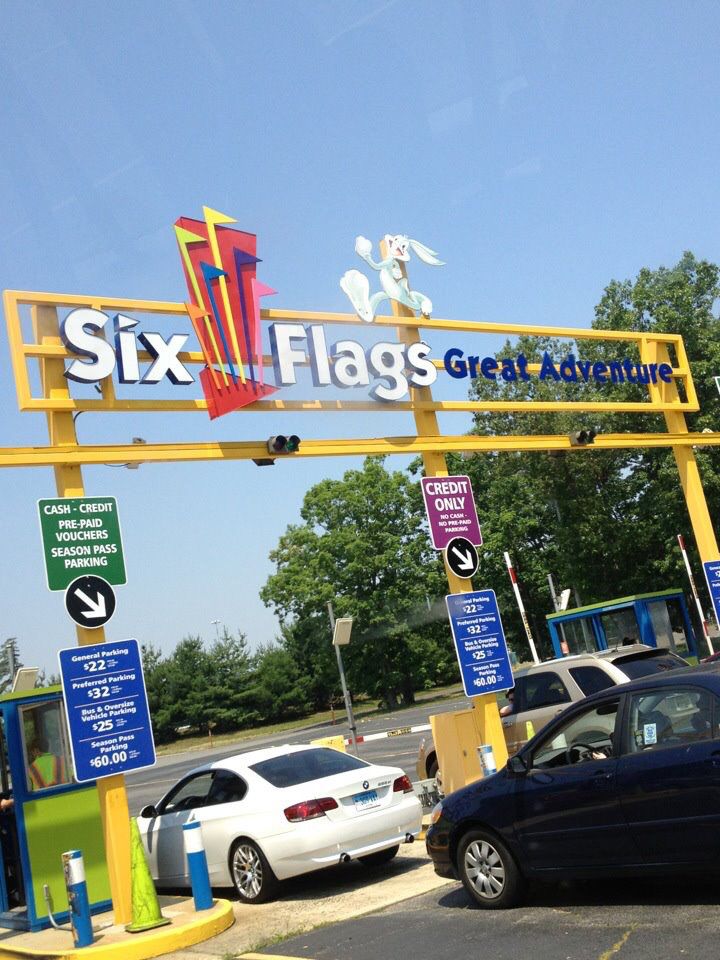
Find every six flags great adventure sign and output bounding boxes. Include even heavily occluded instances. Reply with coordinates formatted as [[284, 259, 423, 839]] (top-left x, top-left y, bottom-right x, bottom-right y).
[[57, 209, 674, 419]]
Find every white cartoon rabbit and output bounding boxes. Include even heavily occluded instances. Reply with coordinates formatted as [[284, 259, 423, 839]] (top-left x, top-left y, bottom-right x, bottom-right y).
[[340, 234, 444, 322]]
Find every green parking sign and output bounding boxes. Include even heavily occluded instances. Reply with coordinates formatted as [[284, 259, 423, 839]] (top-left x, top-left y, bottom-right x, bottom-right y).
[[38, 497, 127, 591]]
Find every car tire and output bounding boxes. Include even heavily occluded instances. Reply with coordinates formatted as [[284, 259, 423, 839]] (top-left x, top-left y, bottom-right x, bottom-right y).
[[457, 829, 525, 909], [229, 838, 278, 904], [427, 754, 439, 779], [359, 844, 400, 867]]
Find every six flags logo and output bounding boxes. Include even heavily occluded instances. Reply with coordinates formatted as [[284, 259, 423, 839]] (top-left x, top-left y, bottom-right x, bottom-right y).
[[60, 210, 651, 420], [61, 208, 280, 420], [173, 208, 280, 418]]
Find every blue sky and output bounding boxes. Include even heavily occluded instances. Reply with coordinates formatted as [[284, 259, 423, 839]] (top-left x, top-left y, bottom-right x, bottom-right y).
[[1, 1, 719, 673]]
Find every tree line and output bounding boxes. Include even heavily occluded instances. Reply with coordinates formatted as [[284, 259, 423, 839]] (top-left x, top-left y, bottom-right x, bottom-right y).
[[141, 633, 312, 743]]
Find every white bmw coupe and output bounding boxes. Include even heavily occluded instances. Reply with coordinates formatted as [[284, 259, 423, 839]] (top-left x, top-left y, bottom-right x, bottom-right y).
[[138, 744, 423, 902]]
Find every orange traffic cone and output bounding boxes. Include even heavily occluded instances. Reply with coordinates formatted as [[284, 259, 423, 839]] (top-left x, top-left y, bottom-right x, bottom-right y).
[[125, 818, 171, 933]]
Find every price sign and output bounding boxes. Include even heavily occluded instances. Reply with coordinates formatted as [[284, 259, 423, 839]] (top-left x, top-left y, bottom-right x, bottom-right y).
[[58, 639, 156, 782], [445, 590, 514, 698]]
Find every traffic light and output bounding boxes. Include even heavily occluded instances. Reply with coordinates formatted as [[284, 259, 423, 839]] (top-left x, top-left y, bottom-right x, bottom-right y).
[[267, 435, 301, 455], [568, 429, 597, 446]]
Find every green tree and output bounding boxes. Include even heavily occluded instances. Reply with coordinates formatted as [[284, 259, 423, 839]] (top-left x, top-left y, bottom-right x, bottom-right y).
[[142, 629, 260, 742], [249, 643, 312, 723], [262, 458, 456, 709], [0, 638, 22, 694]]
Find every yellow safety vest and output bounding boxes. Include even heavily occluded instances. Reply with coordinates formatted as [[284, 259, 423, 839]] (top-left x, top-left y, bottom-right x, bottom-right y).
[[29, 753, 66, 789]]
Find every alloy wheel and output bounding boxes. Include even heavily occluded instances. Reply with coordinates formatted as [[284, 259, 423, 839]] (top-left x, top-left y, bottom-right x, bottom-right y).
[[463, 838, 505, 900], [232, 843, 264, 899]]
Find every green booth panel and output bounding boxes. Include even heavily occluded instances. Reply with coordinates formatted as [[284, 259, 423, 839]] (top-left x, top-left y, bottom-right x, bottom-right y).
[[23, 786, 111, 921]]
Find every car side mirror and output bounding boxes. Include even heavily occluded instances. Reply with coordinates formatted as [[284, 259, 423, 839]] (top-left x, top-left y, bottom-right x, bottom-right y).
[[507, 754, 527, 775], [139, 804, 158, 818]]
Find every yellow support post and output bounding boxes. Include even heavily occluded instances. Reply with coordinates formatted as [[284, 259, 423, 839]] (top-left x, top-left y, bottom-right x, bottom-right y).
[[33, 305, 132, 926], [642, 338, 719, 585], [381, 241, 508, 786]]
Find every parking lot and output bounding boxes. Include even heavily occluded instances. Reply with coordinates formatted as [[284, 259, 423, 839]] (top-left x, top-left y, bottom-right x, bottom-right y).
[[158, 857, 720, 960], [251, 877, 720, 960]]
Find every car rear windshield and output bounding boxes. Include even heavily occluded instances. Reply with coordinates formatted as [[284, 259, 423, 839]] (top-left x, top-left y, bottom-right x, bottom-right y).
[[250, 748, 369, 788], [613, 650, 688, 678]]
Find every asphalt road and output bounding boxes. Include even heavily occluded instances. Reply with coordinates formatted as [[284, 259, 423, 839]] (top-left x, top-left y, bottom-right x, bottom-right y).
[[125, 696, 470, 813], [265, 875, 720, 960]]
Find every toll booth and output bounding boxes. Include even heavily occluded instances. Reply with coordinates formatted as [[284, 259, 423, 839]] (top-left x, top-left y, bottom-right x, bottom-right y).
[[546, 589, 700, 663], [0, 686, 110, 931]]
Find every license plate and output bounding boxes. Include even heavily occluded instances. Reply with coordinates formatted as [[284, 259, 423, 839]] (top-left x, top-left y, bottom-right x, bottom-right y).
[[352, 789, 379, 811]]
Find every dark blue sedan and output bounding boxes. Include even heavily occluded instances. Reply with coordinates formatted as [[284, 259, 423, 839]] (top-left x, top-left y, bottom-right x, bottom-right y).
[[426, 664, 720, 908]]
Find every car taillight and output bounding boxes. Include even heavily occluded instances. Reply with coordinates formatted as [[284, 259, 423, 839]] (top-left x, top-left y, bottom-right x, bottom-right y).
[[393, 775, 413, 793], [284, 797, 338, 822]]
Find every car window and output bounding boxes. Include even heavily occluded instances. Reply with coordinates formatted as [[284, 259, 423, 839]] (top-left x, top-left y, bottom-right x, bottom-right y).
[[612, 650, 688, 679], [514, 671, 571, 713], [569, 666, 616, 696], [207, 770, 247, 805], [532, 699, 620, 770], [627, 687, 715, 752], [250, 748, 368, 788], [160, 772, 214, 813]]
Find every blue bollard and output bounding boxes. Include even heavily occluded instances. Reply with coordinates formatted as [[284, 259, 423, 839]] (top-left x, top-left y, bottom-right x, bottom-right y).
[[62, 850, 93, 948], [182, 821, 213, 910]]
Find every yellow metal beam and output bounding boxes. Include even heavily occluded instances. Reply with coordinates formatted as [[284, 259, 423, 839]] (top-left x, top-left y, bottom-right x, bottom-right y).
[[14, 396, 699, 415], [5, 289, 683, 343], [0, 431, 717, 469], [21, 343, 693, 383], [642, 339, 719, 581]]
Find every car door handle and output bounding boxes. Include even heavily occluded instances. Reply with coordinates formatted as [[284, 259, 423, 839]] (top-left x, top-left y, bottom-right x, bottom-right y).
[[705, 751, 720, 767], [590, 770, 612, 783]]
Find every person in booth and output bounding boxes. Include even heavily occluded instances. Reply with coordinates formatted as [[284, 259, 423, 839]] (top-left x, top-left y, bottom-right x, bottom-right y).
[[27, 737, 67, 790]]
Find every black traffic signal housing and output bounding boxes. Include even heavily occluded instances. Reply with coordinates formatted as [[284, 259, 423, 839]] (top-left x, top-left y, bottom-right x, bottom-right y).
[[267, 435, 301, 454], [253, 435, 302, 466], [568, 429, 597, 446]]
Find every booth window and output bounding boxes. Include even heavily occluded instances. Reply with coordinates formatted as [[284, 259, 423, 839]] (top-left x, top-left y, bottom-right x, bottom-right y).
[[20, 702, 73, 791], [599, 608, 640, 648], [561, 619, 597, 655], [648, 598, 690, 657]]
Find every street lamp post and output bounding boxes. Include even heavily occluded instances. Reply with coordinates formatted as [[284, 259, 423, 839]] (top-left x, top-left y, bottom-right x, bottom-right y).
[[327, 602, 358, 756], [210, 620, 221, 642]]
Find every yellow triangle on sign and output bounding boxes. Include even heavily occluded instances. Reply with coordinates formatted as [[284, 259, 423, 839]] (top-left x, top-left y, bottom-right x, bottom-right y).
[[202, 206, 237, 226], [174, 225, 205, 245]]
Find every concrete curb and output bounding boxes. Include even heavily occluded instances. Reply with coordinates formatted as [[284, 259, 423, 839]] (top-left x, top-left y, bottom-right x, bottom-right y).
[[0, 898, 234, 960]]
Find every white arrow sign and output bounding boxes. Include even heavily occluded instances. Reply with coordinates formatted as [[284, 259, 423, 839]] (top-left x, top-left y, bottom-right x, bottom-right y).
[[445, 536, 480, 580], [73, 588, 107, 619], [451, 545, 476, 572]]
